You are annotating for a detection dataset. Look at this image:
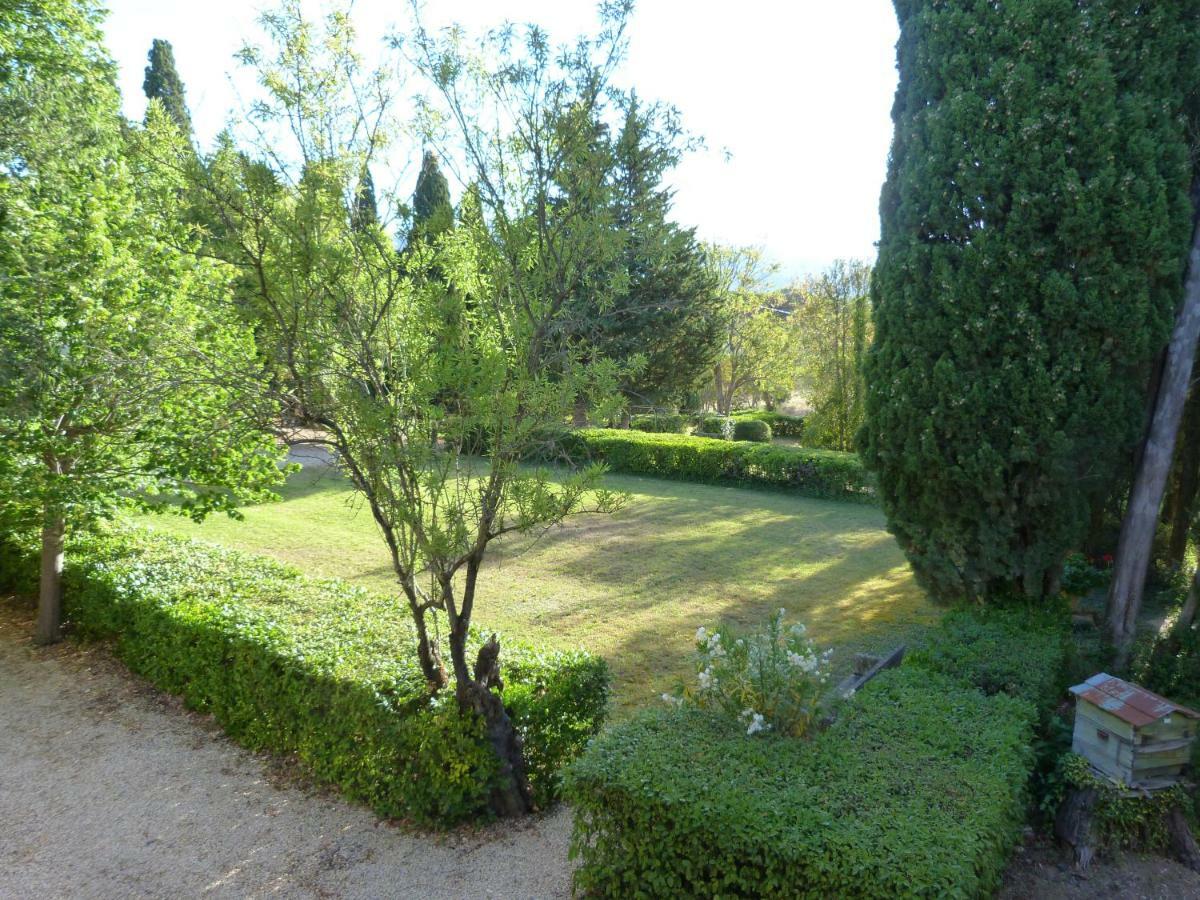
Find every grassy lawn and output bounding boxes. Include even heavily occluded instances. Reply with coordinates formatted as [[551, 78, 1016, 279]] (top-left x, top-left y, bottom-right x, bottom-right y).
[[134, 460, 935, 712]]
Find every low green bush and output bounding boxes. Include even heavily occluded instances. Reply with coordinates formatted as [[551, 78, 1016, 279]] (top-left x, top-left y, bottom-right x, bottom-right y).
[[629, 413, 690, 434], [732, 409, 806, 438], [0, 528, 608, 826], [696, 414, 733, 439], [731, 417, 771, 442], [558, 428, 872, 502], [906, 606, 1071, 714], [565, 667, 1035, 898]]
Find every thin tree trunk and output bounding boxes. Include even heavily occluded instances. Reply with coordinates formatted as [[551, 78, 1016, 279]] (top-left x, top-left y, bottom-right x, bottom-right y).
[[572, 393, 589, 427], [35, 510, 65, 645], [1107, 218, 1200, 665]]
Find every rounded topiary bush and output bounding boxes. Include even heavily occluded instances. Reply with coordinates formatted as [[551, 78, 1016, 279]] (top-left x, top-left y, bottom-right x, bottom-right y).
[[698, 415, 734, 439], [732, 418, 772, 442]]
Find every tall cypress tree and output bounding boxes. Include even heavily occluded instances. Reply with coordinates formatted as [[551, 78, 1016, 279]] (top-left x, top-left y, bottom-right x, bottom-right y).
[[352, 164, 378, 230], [142, 38, 191, 137], [862, 0, 1200, 603], [411, 150, 452, 243]]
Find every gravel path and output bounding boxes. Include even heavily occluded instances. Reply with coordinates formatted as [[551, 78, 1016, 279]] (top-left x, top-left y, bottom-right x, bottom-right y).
[[0, 602, 573, 900]]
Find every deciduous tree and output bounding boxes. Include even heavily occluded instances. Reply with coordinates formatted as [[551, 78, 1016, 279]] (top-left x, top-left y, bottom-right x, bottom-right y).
[[0, 1, 284, 644]]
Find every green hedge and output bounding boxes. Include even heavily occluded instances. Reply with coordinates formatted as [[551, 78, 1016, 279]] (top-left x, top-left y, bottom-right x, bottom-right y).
[[732, 418, 772, 442], [0, 528, 608, 826], [566, 667, 1035, 898], [559, 428, 873, 502], [565, 607, 1069, 897], [907, 606, 1071, 715], [629, 413, 691, 434], [732, 409, 806, 438]]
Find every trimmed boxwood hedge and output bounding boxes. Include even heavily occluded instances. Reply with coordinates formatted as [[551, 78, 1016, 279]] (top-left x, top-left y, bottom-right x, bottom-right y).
[[565, 667, 1035, 898], [732, 409, 806, 438], [559, 428, 873, 502], [629, 413, 691, 434], [906, 606, 1071, 716], [565, 608, 1070, 897], [731, 418, 772, 442], [0, 528, 608, 826]]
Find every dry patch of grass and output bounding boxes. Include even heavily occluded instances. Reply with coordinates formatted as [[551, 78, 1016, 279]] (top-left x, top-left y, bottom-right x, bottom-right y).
[[136, 463, 935, 712]]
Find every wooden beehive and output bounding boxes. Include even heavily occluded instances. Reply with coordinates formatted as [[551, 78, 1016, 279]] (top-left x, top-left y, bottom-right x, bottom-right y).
[[1069, 673, 1200, 789]]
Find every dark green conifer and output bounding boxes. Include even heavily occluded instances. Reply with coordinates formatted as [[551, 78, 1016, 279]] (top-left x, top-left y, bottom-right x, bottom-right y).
[[142, 38, 191, 137], [862, 0, 1200, 602]]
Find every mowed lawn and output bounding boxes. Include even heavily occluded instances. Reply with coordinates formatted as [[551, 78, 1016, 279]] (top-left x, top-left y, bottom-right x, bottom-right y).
[[135, 460, 936, 712]]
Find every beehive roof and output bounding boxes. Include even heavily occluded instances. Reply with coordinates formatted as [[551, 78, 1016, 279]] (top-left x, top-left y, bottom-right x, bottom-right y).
[[1069, 673, 1200, 727]]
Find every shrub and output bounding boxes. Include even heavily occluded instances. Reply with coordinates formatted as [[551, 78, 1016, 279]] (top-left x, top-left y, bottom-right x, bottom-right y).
[[0, 527, 608, 826], [668, 611, 832, 738], [731, 417, 771, 442], [566, 667, 1034, 898], [906, 606, 1071, 714], [557, 429, 873, 502], [732, 409, 806, 438], [629, 413, 690, 434], [696, 415, 734, 439]]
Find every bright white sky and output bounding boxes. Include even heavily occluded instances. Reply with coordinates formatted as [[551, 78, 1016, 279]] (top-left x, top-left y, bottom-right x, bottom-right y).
[[101, 1, 899, 284]]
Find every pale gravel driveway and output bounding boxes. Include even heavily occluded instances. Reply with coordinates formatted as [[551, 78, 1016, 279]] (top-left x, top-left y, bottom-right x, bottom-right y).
[[0, 602, 574, 900]]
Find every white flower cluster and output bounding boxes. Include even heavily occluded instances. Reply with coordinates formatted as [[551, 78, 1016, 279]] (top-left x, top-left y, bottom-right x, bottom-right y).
[[697, 665, 715, 690], [740, 708, 769, 736]]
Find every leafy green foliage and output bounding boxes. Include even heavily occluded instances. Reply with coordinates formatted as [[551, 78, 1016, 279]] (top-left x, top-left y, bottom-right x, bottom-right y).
[[792, 260, 871, 451], [696, 415, 734, 439], [730, 418, 771, 443], [863, 0, 1200, 603], [1141, 619, 1200, 710], [670, 612, 832, 738], [1058, 753, 1191, 852], [559, 429, 872, 502], [706, 246, 798, 414], [628, 413, 690, 434], [0, 1, 283, 601], [0, 527, 608, 825], [566, 667, 1034, 899], [731, 409, 805, 439], [907, 606, 1071, 714]]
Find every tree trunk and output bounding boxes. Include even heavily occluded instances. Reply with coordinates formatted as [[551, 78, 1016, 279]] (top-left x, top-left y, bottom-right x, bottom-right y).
[[1107, 219, 1200, 666], [1055, 787, 1097, 869], [1167, 804, 1200, 873], [1167, 378, 1200, 566], [35, 511, 65, 645], [572, 394, 589, 427], [414, 613, 447, 690], [448, 626, 532, 818]]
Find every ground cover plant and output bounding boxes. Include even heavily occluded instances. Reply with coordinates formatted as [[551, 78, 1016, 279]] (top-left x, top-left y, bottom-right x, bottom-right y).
[[137, 461, 933, 713]]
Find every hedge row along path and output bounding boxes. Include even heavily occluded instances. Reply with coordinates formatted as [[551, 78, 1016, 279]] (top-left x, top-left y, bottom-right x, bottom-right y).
[[0, 602, 572, 899], [6, 598, 1199, 899]]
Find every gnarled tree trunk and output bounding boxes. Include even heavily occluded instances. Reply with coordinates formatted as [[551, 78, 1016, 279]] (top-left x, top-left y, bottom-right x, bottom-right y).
[[449, 629, 532, 817]]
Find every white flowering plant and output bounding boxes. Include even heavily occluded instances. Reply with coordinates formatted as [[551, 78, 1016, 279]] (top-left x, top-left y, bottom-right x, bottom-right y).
[[665, 608, 832, 738]]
